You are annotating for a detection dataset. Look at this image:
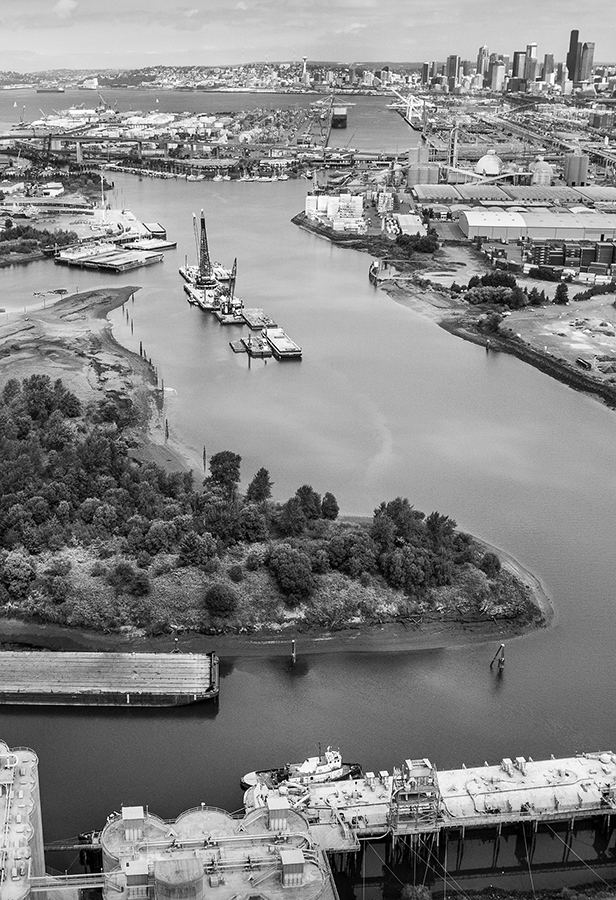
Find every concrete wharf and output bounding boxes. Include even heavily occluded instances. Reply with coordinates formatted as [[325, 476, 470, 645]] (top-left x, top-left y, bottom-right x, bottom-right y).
[[245, 752, 616, 853], [0, 651, 219, 706]]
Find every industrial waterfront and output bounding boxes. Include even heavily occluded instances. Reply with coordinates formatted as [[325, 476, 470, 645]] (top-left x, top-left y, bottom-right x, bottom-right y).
[[2, 90, 616, 895]]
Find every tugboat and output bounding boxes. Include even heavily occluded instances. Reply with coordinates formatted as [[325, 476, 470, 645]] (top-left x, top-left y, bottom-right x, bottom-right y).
[[240, 746, 362, 789]]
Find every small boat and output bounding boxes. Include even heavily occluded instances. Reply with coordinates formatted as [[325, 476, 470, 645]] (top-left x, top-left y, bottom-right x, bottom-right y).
[[240, 746, 362, 789]]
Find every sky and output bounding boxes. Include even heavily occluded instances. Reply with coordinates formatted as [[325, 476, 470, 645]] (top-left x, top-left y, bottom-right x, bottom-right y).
[[0, 0, 614, 73]]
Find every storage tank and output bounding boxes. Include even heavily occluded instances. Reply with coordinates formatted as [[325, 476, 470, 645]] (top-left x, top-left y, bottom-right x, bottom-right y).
[[154, 859, 205, 900], [406, 166, 421, 186], [564, 153, 589, 186]]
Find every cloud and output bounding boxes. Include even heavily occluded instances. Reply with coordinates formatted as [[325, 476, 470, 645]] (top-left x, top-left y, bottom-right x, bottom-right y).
[[52, 0, 77, 18], [336, 22, 367, 34]]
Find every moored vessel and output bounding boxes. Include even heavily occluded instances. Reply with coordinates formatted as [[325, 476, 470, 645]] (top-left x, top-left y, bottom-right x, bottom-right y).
[[264, 326, 302, 360], [240, 746, 361, 789]]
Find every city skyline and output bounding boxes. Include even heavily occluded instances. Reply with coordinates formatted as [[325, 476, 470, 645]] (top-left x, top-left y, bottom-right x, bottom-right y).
[[0, 0, 614, 72]]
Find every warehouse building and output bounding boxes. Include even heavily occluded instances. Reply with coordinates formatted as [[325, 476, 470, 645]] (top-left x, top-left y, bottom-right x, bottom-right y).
[[459, 209, 616, 242]]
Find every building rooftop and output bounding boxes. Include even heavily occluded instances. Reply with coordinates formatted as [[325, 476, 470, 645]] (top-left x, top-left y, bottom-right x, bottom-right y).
[[0, 742, 44, 900]]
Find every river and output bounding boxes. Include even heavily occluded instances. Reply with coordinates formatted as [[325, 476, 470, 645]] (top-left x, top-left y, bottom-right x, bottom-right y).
[[0, 91, 615, 892]]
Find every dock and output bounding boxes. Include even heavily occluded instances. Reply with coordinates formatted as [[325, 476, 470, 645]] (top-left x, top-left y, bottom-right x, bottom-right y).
[[0, 651, 219, 706], [264, 327, 302, 360], [245, 751, 616, 851]]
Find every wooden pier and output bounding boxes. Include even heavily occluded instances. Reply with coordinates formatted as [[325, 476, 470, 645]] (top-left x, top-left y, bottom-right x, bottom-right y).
[[0, 650, 219, 706]]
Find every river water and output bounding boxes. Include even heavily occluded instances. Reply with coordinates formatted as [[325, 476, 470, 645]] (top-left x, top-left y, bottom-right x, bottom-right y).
[[0, 91, 616, 891]]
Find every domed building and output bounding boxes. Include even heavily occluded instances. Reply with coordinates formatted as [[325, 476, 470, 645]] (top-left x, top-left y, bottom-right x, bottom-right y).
[[475, 149, 502, 177], [530, 156, 553, 186]]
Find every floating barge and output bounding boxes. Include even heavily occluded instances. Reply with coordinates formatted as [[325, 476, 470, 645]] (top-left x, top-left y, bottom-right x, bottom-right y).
[[124, 237, 177, 251], [55, 242, 164, 272], [242, 308, 278, 330], [265, 327, 302, 360], [229, 336, 273, 357], [0, 651, 219, 707]]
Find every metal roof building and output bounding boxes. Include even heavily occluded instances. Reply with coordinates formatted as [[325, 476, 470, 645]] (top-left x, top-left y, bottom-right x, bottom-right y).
[[459, 209, 616, 241]]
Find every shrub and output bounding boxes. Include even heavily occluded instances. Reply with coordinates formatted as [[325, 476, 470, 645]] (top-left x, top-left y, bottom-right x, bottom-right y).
[[228, 564, 244, 583], [268, 543, 314, 603], [204, 583, 238, 618], [106, 561, 151, 596], [136, 550, 152, 569], [245, 552, 262, 571]]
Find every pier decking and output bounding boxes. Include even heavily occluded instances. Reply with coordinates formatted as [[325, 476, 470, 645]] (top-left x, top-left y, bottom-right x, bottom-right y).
[[0, 651, 219, 706], [245, 752, 616, 852]]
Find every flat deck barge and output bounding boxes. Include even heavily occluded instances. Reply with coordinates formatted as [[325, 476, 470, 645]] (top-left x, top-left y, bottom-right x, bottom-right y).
[[265, 327, 302, 360], [55, 243, 164, 272], [0, 650, 219, 706], [242, 308, 277, 330]]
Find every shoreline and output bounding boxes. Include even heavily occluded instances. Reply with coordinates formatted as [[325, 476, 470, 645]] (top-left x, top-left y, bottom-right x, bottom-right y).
[[294, 213, 616, 411], [0, 286, 553, 657]]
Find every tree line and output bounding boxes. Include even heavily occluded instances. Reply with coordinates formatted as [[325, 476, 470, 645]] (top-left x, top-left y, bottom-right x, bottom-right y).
[[0, 375, 511, 632]]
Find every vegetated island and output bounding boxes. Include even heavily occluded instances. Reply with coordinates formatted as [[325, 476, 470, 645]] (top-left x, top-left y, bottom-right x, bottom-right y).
[[293, 212, 616, 410], [0, 286, 551, 656]]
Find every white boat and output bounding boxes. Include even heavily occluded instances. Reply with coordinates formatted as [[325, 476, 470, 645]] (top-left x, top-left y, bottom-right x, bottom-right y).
[[240, 747, 361, 789]]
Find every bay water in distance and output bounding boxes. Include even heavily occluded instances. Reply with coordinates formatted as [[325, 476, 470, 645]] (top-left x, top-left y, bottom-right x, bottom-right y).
[[0, 90, 615, 891]]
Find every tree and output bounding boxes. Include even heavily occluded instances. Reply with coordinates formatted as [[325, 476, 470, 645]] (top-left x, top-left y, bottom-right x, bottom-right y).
[[295, 484, 322, 520], [425, 511, 457, 551], [371, 508, 397, 553], [480, 550, 501, 578], [177, 531, 217, 567], [1, 550, 36, 600], [245, 467, 273, 503], [321, 492, 339, 520], [277, 496, 307, 536], [237, 504, 269, 542], [208, 451, 241, 495], [377, 498, 425, 544], [328, 530, 377, 577], [554, 282, 569, 305]]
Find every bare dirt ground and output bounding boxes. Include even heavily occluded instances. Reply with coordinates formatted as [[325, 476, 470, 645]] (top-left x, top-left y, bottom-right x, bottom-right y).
[[375, 243, 616, 407], [504, 293, 616, 375], [0, 285, 200, 475]]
